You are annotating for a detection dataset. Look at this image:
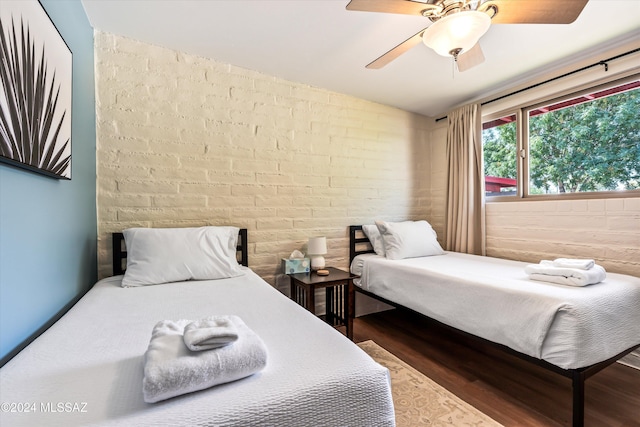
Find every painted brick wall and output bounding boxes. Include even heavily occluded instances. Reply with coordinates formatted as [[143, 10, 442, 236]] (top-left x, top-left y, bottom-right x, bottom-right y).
[[426, 123, 448, 239], [486, 199, 640, 277], [94, 32, 432, 287]]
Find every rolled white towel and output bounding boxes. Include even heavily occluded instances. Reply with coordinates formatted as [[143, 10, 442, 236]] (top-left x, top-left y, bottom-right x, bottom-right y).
[[551, 258, 595, 270], [183, 316, 239, 351], [525, 263, 607, 287], [143, 315, 267, 403]]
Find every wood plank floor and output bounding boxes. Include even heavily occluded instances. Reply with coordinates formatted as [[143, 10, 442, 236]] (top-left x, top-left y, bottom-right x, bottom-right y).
[[352, 308, 640, 427]]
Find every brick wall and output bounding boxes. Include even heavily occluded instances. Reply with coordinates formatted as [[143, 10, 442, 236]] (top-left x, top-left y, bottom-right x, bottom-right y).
[[486, 199, 640, 277], [95, 32, 432, 286]]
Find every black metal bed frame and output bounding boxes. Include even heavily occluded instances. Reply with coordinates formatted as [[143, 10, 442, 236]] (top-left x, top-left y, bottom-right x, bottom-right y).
[[112, 228, 249, 275], [349, 225, 639, 427]]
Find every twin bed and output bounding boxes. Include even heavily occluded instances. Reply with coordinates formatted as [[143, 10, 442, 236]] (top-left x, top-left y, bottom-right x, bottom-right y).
[[0, 227, 395, 427], [349, 223, 640, 427]]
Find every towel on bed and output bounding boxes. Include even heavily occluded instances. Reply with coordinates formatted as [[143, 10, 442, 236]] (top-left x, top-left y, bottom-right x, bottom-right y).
[[551, 258, 595, 270], [525, 261, 606, 287], [143, 315, 267, 403], [183, 316, 239, 351]]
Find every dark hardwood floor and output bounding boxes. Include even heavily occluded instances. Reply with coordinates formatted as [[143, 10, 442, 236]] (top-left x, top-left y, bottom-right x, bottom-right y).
[[352, 308, 640, 427]]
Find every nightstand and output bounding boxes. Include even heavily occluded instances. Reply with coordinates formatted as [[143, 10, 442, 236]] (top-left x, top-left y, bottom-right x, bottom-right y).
[[289, 267, 357, 340]]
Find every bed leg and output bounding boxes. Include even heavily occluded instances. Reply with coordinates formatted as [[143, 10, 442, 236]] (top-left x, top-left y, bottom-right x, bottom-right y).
[[347, 280, 355, 341], [571, 371, 585, 427]]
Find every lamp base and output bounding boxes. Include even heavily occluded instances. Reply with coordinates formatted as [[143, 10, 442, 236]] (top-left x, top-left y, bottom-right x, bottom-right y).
[[310, 255, 325, 271]]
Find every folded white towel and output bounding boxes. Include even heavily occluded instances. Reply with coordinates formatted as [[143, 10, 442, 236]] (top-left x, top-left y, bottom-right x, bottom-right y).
[[525, 263, 607, 287], [550, 258, 595, 270], [183, 316, 239, 351], [143, 315, 267, 403]]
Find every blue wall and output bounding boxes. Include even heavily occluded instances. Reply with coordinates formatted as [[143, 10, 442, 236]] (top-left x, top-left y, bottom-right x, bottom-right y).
[[0, 0, 96, 362]]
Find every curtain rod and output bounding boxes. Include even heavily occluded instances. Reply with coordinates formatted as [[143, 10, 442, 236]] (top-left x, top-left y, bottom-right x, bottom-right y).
[[435, 47, 640, 122]]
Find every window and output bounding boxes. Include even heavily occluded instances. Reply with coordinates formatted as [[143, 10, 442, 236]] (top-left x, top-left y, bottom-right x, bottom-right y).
[[483, 114, 518, 197], [482, 76, 640, 199], [527, 80, 639, 194]]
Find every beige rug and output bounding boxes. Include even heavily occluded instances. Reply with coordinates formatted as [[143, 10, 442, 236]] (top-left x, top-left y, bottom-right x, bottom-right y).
[[619, 352, 640, 371], [358, 340, 504, 427]]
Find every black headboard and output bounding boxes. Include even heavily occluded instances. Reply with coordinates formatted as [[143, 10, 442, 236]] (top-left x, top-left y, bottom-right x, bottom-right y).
[[112, 228, 249, 276], [349, 225, 375, 263]]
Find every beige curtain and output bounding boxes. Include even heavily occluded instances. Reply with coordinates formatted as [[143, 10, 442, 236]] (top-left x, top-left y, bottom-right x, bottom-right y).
[[445, 103, 485, 255]]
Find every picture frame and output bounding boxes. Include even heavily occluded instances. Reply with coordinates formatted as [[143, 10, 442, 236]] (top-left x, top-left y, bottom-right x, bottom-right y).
[[0, 0, 73, 180]]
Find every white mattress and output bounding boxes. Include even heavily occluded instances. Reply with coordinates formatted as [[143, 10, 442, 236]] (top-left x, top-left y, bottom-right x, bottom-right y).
[[0, 269, 395, 426], [353, 253, 640, 369]]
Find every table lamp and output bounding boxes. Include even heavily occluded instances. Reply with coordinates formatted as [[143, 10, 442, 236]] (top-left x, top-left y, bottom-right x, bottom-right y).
[[307, 237, 327, 271]]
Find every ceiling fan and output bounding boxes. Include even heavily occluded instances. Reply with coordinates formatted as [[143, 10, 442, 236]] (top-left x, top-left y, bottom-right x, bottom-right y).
[[346, 0, 590, 71]]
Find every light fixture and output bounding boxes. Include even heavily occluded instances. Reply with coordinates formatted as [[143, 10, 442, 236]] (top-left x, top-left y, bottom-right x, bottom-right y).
[[307, 237, 327, 271], [422, 10, 491, 59]]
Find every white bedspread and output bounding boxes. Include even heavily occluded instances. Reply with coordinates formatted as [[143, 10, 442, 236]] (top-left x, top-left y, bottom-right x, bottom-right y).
[[0, 269, 395, 426], [354, 253, 640, 369]]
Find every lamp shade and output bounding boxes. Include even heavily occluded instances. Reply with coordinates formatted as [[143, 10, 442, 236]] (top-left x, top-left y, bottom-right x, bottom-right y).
[[423, 11, 491, 57], [307, 237, 327, 255]]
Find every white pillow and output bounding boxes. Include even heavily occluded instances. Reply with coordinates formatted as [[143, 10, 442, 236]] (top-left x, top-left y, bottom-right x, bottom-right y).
[[121, 226, 245, 287], [362, 224, 386, 257], [375, 220, 445, 260]]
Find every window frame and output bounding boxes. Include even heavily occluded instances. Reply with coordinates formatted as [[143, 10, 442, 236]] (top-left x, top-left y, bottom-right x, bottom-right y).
[[483, 73, 640, 202], [481, 110, 523, 201]]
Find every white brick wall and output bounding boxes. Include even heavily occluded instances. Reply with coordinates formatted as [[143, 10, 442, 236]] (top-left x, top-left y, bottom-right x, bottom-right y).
[[486, 198, 640, 277], [95, 32, 432, 286]]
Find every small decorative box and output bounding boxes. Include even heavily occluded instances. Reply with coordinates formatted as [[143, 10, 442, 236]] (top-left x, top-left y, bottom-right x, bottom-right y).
[[282, 258, 310, 274]]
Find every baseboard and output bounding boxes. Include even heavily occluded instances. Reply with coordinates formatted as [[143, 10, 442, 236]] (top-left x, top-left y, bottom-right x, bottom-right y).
[[355, 292, 394, 317]]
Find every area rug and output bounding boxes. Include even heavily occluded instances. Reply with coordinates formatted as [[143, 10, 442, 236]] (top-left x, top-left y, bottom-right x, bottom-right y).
[[358, 340, 503, 427], [619, 352, 640, 371]]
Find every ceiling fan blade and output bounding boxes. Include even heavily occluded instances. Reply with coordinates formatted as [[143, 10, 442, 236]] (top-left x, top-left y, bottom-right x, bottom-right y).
[[346, 0, 436, 16], [483, 0, 589, 24], [366, 29, 426, 69], [456, 43, 485, 72]]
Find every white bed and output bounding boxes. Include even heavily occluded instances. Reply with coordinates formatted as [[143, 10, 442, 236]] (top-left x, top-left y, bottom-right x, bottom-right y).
[[348, 223, 640, 427], [0, 229, 395, 427], [351, 252, 640, 370]]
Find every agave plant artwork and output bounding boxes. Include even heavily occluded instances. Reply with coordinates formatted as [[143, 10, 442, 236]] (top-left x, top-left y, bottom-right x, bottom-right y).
[[0, 0, 72, 179]]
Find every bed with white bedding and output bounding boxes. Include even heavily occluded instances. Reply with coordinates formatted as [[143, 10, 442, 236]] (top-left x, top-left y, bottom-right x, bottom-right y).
[[0, 227, 395, 427], [349, 223, 640, 427], [351, 252, 640, 370]]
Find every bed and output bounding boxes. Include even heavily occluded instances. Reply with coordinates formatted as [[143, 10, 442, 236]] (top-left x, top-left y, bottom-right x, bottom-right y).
[[0, 227, 395, 427], [349, 223, 640, 427]]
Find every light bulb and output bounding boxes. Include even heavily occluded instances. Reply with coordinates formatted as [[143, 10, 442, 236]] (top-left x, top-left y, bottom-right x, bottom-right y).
[[423, 11, 491, 57]]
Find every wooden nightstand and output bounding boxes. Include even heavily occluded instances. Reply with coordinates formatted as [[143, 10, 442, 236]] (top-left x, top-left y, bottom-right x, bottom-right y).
[[289, 267, 357, 340]]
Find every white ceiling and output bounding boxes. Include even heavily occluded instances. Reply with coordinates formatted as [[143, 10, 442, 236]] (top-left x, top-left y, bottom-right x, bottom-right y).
[[81, 0, 640, 118]]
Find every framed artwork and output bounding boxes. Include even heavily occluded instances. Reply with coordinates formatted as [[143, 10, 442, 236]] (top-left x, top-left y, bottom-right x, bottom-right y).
[[0, 0, 72, 179]]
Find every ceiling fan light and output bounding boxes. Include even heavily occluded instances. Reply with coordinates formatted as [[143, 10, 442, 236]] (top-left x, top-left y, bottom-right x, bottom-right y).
[[423, 11, 491, 57]]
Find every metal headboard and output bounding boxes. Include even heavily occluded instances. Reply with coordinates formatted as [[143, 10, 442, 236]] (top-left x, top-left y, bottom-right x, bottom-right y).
[[349, 225, 375, 263], [112, 228, 249, 275]]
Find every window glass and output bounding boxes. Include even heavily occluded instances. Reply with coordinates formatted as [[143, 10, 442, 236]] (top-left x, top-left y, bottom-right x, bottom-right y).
[[528, 81, 640, 194], [482, 114, 517, 196]]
